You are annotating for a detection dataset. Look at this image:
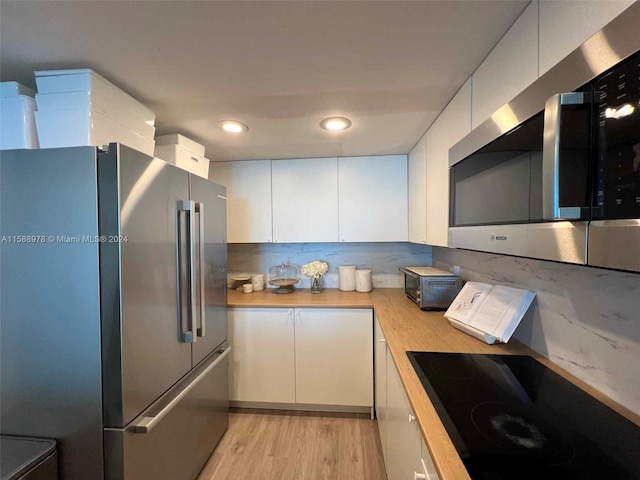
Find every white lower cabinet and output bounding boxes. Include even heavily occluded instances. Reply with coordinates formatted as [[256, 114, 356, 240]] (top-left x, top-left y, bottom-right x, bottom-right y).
[[228, 307, 373, 408], [227, 308, 296, 403], [376, 315, 439, 480], [386, 352, 423, 480], [420, 437, 441, 480], [295, 308, 373, 406], [374, 315, 388, 465]]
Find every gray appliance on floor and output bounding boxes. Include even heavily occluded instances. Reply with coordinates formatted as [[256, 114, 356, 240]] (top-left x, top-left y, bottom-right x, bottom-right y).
[[0, 144, 229, 480], [1, 436, 57, 480]]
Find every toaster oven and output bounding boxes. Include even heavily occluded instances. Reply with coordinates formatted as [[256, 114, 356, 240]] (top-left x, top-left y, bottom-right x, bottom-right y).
[[399, 267, 463, 310]]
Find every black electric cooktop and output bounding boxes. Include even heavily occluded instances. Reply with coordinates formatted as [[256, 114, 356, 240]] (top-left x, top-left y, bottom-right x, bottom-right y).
[[407, 352, 640, 480]]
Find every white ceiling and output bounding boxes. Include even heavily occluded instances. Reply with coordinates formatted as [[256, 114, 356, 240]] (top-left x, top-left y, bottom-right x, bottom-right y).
[[0, 0, 529, 161]]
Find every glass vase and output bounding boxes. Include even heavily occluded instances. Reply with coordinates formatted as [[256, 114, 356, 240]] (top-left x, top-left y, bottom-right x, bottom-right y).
[[310, 275, 323, 294]]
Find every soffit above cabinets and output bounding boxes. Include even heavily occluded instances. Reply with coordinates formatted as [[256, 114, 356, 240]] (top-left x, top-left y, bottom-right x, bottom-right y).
[[0, 0, 529, 161]]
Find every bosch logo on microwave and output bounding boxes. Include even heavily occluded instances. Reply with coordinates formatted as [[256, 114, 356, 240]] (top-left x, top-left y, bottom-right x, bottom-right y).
[[491, 235, 508, 241]]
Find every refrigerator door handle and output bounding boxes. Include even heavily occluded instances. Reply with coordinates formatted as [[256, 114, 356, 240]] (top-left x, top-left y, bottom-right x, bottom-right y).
[[131, 346, 231, 434], [178, 200, 197, 343], [195, 202, 206, 338]]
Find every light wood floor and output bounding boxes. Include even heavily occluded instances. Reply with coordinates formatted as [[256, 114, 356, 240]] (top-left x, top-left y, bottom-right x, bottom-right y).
[[198, 408, 387, 480]]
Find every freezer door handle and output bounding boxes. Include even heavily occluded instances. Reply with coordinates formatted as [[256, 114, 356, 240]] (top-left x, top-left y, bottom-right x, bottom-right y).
[[196, 202, 206, 338], [178, 200, 197, 343], [131, 346, 231, 434]]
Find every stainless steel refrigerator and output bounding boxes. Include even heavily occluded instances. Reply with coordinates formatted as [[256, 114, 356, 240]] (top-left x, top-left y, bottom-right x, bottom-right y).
[[0, 144, 229, 480]]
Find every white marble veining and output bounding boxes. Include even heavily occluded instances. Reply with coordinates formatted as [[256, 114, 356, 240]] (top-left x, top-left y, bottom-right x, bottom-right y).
[[432, 246, 640, 416], [228, 242, 432, 289]]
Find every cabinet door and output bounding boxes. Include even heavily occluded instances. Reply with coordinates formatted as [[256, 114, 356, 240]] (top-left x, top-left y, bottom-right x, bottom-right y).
[[294, 308, 373, 406], [426, 79, 471, 247], [208, 160, 273, 243], [272, 158, 339, 242], [227, 308, 295, 403], [374, 316, 388, 466], [338, 155, 408, 242], [538, 1, 634, 75], [386, 353, 422, 480], [471, 1, 538, 129], [421, 436, 441, 480], [408, 135, 428, 244]]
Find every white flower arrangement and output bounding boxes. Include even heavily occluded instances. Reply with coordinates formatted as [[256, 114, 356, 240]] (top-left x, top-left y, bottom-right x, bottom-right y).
[[301, 260, 329, 279]]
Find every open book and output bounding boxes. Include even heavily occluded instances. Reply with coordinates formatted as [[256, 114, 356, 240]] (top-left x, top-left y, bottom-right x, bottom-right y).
[[444, 282, 535, 344]]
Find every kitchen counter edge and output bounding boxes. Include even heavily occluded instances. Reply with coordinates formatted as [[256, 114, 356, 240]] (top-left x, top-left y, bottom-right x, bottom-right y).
[[227, 288, 373, 308]]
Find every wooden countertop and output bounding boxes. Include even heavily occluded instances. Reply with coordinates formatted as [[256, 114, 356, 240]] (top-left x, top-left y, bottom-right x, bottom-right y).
[[228, 287, 640, 480], [369, 289, 640, 480], [227, 288, 373, 308]]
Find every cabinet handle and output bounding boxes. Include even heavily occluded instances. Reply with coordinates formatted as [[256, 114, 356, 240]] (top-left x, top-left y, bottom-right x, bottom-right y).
[[267, 238, 272, 242], [408, 413, 416, 423], [379, 338, 386, 343], [542, 91, 591, 220], [414, 472, 427, 480]]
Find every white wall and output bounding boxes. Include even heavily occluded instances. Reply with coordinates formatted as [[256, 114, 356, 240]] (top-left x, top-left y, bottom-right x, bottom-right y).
[[228, 242, 432, 289], [432, 246, 640, 416]]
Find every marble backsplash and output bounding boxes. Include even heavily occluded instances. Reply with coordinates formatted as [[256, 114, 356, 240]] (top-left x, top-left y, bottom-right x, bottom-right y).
[[228, 242, 432, 289], [431, 246, 640, 416]]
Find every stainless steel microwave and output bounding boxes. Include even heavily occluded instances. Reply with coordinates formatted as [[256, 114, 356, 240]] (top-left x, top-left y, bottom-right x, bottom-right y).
[[448, 4, 640, 273]]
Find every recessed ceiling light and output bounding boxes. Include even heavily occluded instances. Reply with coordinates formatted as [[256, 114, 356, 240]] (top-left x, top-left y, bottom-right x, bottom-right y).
[[320, 117, 352, 131], [218, 120, 248, 133]]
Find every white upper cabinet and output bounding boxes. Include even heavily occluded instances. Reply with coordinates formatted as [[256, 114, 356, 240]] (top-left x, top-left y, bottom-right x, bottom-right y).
[[426, 79, 472, 247], [209, 160, 273, 243], [338, 155, 408, 242], [538, 0, 635, 75], [271, 157, 339, 243], [408, 134, 428, 245], [471, 0, 539, 129]]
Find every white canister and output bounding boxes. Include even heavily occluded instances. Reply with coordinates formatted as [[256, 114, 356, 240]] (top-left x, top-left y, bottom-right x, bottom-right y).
[[355, 269, 372, 293], [338, 265, 356, 291], [251, 274, 265, 291]]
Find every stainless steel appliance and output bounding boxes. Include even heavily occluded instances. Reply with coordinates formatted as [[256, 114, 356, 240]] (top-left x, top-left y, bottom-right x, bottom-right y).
[[399, 267, 463, 310], [448, 4, 640, 272], [407, 352, 640, 479], [1, 436, 57, 480], [0, 144, 229, 480]]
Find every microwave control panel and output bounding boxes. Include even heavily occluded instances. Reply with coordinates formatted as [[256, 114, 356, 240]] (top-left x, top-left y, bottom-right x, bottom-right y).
[[594, 52, 640, 219]]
